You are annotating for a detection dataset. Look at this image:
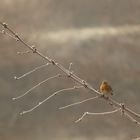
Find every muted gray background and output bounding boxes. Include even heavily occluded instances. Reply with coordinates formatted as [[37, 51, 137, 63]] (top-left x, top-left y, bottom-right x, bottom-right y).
[[0, 0, 140, 140]]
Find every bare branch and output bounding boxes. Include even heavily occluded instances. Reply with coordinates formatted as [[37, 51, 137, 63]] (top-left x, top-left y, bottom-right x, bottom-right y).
[[59, 96, 98, 110], [12, 74, 61, 100], [17, 51, 31, 55], [75, 108, 121, 123], [20, 86, 83, 115], [124, 112, 140, 127], [14, 63, 51, 80], [1, 21, 140, 135], [125, 107, 140, 119]]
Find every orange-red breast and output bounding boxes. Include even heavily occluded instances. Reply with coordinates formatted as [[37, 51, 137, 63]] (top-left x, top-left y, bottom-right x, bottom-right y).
[[100, 80, 113, 96]]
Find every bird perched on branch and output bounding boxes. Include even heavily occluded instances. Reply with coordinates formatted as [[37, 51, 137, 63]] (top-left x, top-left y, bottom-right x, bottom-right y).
[[100, 80, 113, 97]]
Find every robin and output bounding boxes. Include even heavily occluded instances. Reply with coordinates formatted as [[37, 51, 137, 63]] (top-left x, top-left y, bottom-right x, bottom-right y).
[[100, 80, 113, 97]]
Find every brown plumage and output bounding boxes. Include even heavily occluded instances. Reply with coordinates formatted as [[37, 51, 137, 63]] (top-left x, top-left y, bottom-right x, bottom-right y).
[[100, 80, 113, 96]]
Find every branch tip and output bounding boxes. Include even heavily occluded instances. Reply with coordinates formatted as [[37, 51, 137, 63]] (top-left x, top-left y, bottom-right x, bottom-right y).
[[14, 76, 18, 80], [20, 111, 25, 115], [12, 98, 16, 101], [69, 62, 73, 70]]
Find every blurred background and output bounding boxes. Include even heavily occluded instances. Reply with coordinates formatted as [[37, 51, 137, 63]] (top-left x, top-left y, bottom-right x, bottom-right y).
[[0, 0, 140, 140]]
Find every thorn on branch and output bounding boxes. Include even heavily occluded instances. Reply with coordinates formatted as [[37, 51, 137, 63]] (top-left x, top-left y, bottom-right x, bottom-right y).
[[67, 71, 73, 78], [50, 59, 55, 65], [31, 45, 37, 53], [1, 30, 5, 34], [120, 103, 125, 115], [2, 22, 8, 28], [1, 29, 17, 40], [14, 33, 19, 41], [82, 80, 88, 88]]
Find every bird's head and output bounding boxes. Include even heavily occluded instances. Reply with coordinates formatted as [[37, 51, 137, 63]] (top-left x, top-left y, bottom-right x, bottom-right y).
[[102, 80, 108, 85]]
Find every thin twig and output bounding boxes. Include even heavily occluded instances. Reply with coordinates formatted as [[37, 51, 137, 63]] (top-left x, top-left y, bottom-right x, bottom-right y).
[[12, 74, 61, 100], [17, 51, 31, 55], [59, 96, 98, 110], [0, 29, 18, 40], [75, 108, 121, 123], [125, 107, 140, 119], [14, 63, 51, 80], [69, 63, 73, 71], [20, 86, 83, 115], [124, 112, 140, 127]]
